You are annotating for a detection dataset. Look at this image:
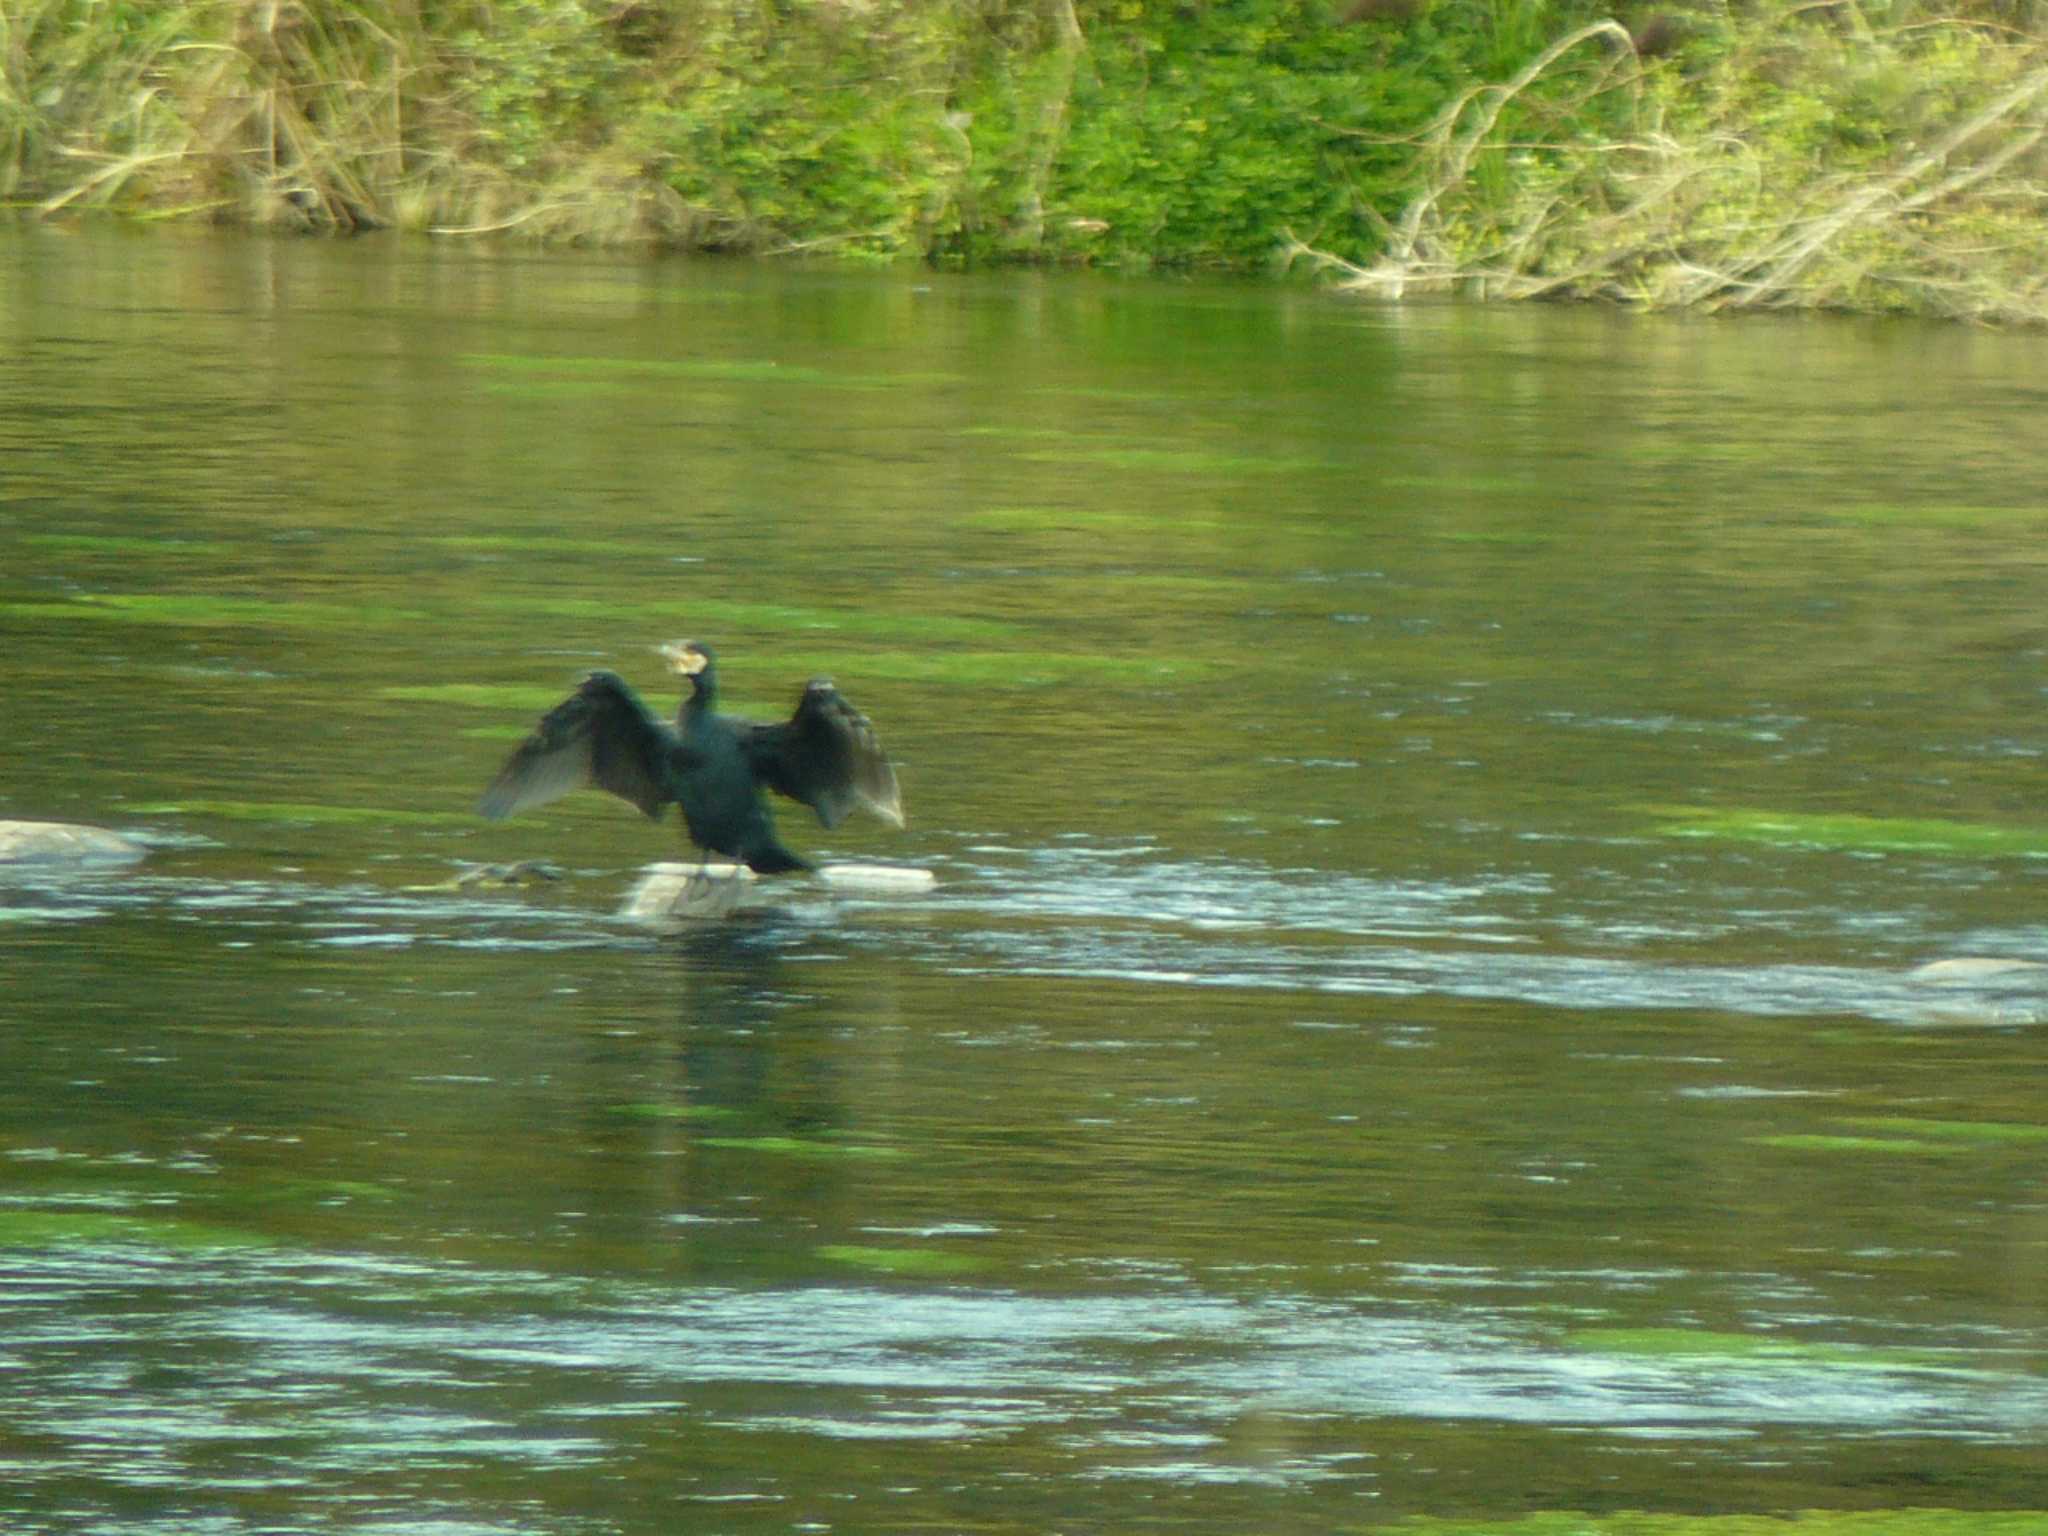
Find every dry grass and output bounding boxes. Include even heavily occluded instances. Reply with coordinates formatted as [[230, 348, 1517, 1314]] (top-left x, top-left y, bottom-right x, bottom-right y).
[[1290, 8, 2048, 322], [2, 1, 447, 227]]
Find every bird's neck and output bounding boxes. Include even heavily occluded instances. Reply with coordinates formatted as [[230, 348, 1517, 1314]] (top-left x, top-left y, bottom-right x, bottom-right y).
[[681, 673, 718, 724]]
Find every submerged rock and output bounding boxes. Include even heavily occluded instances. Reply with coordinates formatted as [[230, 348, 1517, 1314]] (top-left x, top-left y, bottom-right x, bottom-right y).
[[461, 859, 565, 887], [0, 820, 147, 867], [1908, 957, 2048, 985], [405, 860, 567, 893], [1903, 956, 2048, 1027], [622, 860, 936, 925]]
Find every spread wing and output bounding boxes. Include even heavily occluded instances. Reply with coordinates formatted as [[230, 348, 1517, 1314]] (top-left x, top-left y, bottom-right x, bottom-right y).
[[478, 671, 677, 822], [740, 679, 903, 830]]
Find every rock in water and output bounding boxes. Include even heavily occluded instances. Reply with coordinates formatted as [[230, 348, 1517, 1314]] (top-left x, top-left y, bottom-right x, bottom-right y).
[[623, 862, 759, 923], [816, 863, 937, 895], [0, 821, 147, 867], [622, 860, 934, 925]]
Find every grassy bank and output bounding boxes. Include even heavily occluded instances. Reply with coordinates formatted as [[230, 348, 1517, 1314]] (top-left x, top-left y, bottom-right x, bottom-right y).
[[1292, 6, 2048, 320], [5, 0, 2047, 318]]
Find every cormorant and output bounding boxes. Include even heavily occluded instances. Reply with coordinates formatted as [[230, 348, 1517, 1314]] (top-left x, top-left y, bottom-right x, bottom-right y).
[[478, 641, 902, 874]]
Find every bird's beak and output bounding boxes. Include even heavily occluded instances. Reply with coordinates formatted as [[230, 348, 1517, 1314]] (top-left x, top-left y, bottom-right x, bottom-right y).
[[657, 641, 707, 676]]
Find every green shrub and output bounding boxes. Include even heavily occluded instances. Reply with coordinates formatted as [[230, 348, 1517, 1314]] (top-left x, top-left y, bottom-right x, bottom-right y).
[[10, 0, 2048, 317]]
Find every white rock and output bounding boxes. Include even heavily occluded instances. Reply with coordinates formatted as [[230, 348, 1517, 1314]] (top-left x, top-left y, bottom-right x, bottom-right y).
[[621, 860, 933, 924], [816, 862, 938, 894], [0, 820, 147, 867]]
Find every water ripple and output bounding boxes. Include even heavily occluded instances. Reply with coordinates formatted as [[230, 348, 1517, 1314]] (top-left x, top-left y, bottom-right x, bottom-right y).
[[9, 849, 2045, 1027], [3, 1247, 2041, 1488]]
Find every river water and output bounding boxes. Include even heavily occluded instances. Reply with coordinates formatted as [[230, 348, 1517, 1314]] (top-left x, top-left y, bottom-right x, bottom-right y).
[[2, 227, 2045, 1534]]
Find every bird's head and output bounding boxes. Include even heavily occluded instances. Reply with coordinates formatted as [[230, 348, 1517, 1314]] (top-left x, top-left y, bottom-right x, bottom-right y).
[[658, 639, 713, 678]]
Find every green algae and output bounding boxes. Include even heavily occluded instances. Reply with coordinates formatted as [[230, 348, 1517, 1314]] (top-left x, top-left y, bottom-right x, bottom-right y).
[[815, 1243, 990, 1277], [1563, 1327, 1973, 1370], [1751, 1134, 1975, 1157], [1750, 1116, 2048, 1159], [698, 1136, 903, 1161], [1646, 806, 2048, 858], [1835, 1116, 2048, 1145], [0, 1207, 275, 1251]]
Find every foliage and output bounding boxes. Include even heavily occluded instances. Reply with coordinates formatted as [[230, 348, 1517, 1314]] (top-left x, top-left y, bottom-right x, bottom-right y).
[[633, 8, 969, 257], [1042, 15, 1398, 267], [0, 0, 1566, 262], [9, 0, 2048, 316], [447, 0, 622, 177]]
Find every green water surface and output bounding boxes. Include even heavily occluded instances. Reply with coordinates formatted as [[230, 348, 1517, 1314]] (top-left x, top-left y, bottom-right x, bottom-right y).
[[2, 227, 2045, 1535]]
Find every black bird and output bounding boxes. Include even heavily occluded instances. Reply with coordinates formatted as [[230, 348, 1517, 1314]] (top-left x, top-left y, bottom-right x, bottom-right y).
[[478, 640, 902, 874]]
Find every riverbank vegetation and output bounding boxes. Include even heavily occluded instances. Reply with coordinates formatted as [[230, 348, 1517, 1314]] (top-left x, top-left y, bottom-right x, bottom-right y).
[[4, 0, 2047, 319]]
